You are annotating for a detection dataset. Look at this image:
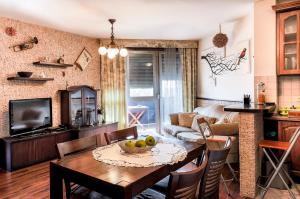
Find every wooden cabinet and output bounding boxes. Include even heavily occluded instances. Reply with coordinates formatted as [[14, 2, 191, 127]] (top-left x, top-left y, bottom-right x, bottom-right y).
[[283, 127, 300, 177], [279, 122, 300, 177], [35, 136, 57, 162], [264, 116, 300, 177], [278, 120, 300, 177], [0, 123, 117, 171], [61, 85, 98, 128], [11, 140, 36, 170], [276, 4, 300, 75]]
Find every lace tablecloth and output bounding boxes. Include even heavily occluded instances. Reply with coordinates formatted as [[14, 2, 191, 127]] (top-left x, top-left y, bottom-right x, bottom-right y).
[[92, 141, 187, 167]]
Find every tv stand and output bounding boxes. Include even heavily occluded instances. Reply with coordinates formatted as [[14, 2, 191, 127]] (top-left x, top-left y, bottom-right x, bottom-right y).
[[0, 122, 117, 171]]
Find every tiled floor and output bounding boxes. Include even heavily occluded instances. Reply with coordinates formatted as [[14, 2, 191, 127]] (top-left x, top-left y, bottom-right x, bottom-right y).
[[257, 185, 300, 199]]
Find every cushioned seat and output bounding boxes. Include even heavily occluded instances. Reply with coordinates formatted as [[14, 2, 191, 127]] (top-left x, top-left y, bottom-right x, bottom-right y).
[[151, 176, 169, 194], [163, 124, 195, 136], [163, 104, 240, 163], [134, 188, 165, 199]]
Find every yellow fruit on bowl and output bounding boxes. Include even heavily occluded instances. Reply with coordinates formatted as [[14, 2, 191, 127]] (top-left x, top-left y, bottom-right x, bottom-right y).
[[125, 140, 135, 148], [135, 140, 146, 148], [145, 136, 156, 146]]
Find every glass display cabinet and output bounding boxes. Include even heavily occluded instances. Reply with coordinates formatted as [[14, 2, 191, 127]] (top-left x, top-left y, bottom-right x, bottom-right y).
[[61, 85, 98, 128], [278, 10, 300, 75]]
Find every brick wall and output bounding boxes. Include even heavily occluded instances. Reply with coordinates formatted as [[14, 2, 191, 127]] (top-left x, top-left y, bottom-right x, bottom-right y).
[[0, 17, 100, 137]]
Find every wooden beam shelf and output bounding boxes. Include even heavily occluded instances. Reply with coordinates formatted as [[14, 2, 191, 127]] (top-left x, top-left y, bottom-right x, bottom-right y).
[[33, 61, 73, 68], [7, 77, 54, 82]]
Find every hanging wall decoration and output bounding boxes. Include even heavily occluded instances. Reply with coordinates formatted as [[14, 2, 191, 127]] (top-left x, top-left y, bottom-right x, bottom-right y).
[[5, 27, 16, 36], [201, 40, 249, 86], [212, 25, 228, 48], [9, 36, 38, 52], [75, 48, 92, 71], [213, 24, 228, 58]]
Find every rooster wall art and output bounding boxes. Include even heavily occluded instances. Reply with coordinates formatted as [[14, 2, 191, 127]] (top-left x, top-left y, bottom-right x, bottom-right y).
[[201, 48, 248, 85]]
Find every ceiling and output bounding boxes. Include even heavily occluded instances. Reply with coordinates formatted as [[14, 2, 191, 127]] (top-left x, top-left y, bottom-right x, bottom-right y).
[[0, 0, 253, 40]]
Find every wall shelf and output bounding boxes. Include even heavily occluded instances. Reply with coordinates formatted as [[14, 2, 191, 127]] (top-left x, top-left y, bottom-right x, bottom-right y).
[[7, 77, 54, 82], [33, 61, 73, 68]]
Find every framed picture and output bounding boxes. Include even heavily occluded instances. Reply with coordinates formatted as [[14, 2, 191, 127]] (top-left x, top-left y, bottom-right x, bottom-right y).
[[75, 48, 92, 71]]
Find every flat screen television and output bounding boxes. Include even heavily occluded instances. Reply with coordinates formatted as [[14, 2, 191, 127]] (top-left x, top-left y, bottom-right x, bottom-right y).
[[9, 98, 52, 136]]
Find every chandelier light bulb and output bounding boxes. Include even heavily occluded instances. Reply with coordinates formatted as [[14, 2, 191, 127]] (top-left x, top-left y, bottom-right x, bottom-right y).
[[107, 49, 116, 59], [120, 48, 128, 57], [98, 46, 107, 55], [108, 47, 119, 56]]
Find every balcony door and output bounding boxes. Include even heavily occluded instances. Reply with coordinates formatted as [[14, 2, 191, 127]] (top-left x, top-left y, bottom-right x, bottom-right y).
[[126, 51, 160, 132], [126, 49, 183, 133]]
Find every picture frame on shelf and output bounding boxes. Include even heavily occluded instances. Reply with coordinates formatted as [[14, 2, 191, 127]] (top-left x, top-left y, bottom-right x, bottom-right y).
[[75, 48, 92, 71]]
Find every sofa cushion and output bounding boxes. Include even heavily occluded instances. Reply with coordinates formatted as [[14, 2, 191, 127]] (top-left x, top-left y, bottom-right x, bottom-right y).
[[178, 113, 196, 127], [223, 112, 239, 123], [163, 124, 194, 136], [177, 132, 234, 144], [177, 132, 204, 142], [169, 113, 179, 125], [194, 105, 226, 122], [191, 115, 217, 132], [210, 123, 239, 136]]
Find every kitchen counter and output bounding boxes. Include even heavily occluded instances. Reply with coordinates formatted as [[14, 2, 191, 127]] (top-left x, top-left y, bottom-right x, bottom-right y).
[[264, 114, 300, 122], [224, 103, 274, 113], [224, 103, 268, 198]]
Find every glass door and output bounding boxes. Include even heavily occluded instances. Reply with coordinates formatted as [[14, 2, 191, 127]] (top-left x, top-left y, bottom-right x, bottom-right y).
[[126, 51, 159, 133], [70, 89, 83, 127], [279, 11, 300, 74], [84, 88, 97, 126]]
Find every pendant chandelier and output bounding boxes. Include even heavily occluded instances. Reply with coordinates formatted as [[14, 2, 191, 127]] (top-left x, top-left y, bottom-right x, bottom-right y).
[[98, 19, 128, 59]]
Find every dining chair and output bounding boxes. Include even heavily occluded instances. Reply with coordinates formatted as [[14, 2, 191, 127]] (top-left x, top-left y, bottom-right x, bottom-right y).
[[196, 118, 238, 196], [56, 135, 99, 199], [135, 150, 208, 199], [257, 127, 300, 199], [104, 126, 138, 144], [198, 137, 232, 199]]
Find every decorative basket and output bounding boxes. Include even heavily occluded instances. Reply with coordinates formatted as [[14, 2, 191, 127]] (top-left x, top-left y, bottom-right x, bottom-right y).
[[213, 33, 228, 48]]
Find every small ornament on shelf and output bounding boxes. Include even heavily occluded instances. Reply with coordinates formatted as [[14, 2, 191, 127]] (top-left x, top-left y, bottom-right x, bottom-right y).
[[57, 54, 65, 64], [97, 106, 105, 124], [9, 37, 38, 52], [5, 27, 16, 36]]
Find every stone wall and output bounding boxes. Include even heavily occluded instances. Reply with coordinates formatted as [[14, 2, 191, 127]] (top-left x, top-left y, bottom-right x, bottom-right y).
[[0, 17, 100, 137]]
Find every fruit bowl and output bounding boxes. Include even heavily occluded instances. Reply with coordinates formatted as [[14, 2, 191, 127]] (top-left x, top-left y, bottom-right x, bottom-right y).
[[118, 137, 157, 154]]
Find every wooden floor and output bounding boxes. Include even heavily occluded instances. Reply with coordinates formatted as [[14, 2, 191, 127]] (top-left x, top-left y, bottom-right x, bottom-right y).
[[0, 161, 241, 199]]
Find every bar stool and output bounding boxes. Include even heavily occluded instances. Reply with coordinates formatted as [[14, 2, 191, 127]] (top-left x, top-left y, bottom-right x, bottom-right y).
[[257, 127, 300, 199], [196, 118, 239, 196]]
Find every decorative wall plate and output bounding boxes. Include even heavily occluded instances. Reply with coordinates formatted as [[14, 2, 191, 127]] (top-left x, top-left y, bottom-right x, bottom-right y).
[[75, 48, 92, 71]]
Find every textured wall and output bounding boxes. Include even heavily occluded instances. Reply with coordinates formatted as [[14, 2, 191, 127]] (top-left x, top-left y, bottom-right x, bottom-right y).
[[0, 17, 100, 137], [198, 13, 254, 101]]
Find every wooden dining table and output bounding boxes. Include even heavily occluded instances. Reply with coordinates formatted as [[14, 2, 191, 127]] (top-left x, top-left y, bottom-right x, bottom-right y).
[[50, 139, 205, 199]]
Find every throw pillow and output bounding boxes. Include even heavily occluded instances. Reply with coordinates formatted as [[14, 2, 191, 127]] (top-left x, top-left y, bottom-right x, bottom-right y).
[[191, 114, 217, 132], [169, 113, 179, 125], [223, 112, 239, 123], [178, 113, 197, 128]]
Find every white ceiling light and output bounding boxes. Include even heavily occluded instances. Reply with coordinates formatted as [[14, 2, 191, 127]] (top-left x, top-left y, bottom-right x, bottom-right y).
[[99, 19, 127, 59]]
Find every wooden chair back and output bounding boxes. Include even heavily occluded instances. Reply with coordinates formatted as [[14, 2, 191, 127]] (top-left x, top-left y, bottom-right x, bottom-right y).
[[197, 118, 214, 139], [166, 150, 208, 199], [56, 135, 98, 159], [104, 126, 138, 144], [198, 137, 232, 199]]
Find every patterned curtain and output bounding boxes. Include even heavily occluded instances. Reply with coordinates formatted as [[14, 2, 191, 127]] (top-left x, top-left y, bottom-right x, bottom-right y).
[[180, 48, 198, 112], [100, 55, 127, 129]]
